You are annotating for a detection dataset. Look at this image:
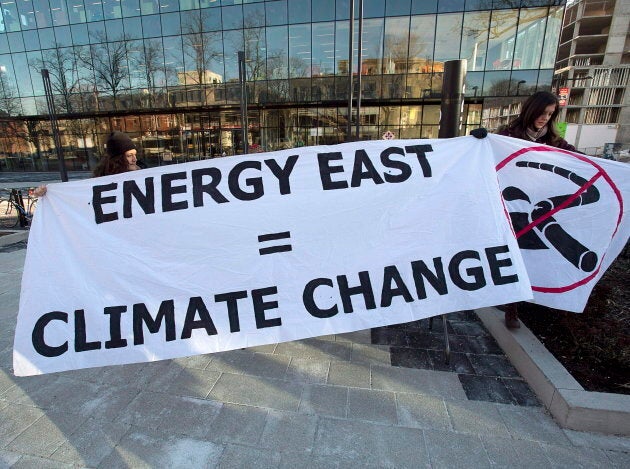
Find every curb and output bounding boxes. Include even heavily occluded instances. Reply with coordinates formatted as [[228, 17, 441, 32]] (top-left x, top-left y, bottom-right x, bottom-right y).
[[0, 229, 28, 247], [476, 306, 630, 436]]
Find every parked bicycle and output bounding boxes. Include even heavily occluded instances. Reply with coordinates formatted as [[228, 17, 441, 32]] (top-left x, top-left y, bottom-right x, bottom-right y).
[[0, 188, 37, 229]]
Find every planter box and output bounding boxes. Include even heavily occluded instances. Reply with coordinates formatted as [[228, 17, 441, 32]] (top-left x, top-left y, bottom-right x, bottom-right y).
[[477, 306, 630, 436]]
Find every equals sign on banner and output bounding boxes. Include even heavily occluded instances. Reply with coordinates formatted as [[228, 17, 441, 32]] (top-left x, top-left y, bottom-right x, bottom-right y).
[[258, 231, 293, 255]]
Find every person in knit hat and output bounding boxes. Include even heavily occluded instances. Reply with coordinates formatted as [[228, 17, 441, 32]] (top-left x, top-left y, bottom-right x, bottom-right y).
[[93, 131, 141, 177]]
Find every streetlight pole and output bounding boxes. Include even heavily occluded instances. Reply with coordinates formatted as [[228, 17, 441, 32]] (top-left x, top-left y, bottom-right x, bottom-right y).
[[238, 51, 249, 154], [516, 80, 526, 96], [354, 0, 363, 141], [346, 0, 354, 142], [41, 69, 68, 182]]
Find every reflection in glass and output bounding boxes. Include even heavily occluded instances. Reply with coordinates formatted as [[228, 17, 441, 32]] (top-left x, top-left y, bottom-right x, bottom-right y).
[[486, 9, 517, 71], [409, 16, 436, 74], [461, 11, 489, 72], [289, 24, 310, 78], [434, 13, 463, 64], [311, 22, 335, 76], [541, 7, 562, 69]]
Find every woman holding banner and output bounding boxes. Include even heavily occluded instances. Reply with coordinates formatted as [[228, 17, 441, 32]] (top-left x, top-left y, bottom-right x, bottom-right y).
[[497, 90, 577, 152], [497, 90, 578, 329], [32, 131, 141, 197], [93, 131, 141, 177]]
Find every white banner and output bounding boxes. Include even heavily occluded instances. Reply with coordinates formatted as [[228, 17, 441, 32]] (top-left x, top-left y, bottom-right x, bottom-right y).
[[14, 137, 531, 376], [489, 134, 630, 312]]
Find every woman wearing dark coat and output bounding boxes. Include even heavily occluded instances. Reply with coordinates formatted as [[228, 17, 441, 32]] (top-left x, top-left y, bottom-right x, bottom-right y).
[[497, 90, 577, 152], [496, 90, 578, 329]]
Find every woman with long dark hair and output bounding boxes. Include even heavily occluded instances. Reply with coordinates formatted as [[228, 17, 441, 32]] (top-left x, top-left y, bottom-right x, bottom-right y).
[[497, 90, 578, 329], [93, 131, 141, 177], [498, 90, 577, 151]]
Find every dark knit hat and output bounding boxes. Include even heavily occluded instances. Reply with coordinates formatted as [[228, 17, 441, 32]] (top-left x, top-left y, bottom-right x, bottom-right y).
[[106, 131, 135, 157]]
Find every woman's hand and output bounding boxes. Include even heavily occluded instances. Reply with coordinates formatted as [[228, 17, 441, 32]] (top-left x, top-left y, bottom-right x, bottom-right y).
[[32, 185, 47, 197]]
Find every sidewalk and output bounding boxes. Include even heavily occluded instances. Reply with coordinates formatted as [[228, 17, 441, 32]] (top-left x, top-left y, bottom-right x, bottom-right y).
[[1, 241, 629, 467]]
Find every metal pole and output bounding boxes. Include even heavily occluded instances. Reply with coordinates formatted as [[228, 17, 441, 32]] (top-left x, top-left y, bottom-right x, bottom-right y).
[[438, 59, 467, 138], [346, 0, 355, 141], [41, 69, 68, 182], [354, 0, 363, 140], [238, 51, 248, 154]]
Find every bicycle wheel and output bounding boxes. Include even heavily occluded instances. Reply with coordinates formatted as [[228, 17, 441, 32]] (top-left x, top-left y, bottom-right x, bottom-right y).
[[0, 199, 19, 229], [27, 196, 38, 216]]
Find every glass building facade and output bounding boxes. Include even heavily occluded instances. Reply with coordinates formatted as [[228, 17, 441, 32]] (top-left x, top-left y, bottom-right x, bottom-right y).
[[0, 0, 566, 171]]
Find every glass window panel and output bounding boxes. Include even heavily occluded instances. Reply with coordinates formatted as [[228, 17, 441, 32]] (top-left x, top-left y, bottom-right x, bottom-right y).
[[289, 0, 310, 24], [54, 25, 72, 47], [201, 0, 220, 7], [13, 52, 33, 95], [140, 0, 160, 15], [222, 5, 243, 29], [486, 9, 517, 70], [421, 104, 440, 124], [16, 0, 37, 30], [313, 0, 334, 22], [464, 70, 483, 97], [434, 13, 462, 64], [461, 11, 489, 72], [85, 1, 104, 21], [121, 0, 141, 17], [87, 21, 106, 42], [0, 35, 9, 54], [266, 25, 288, 79], [266, 1, 287, 27], [383, 17, 409, 74], [24, 31, 41, 51], [38, 27, 55, 47], [289, 23, 310, 78], [158, 1, 178, 13], [335, 21, 348, 76], [244, 27, 266, 80], [439, 0, 465, 13], [105, 19, 124, 40], [0, 2, 20, 32], [162, 35, 183, 85], [123, 16, 143, 39], [411, 0, 437, 14], [222, 29, 242, 82], [379, 105, 400, 127], [536, 69, 552, 92], [405, 73, 430, 98], [387, 0, 411, 16], [142, 14, 162, 38], [364, 0, 384, 18], [103, 0, 122, 19], [312, 22, 334, 76], [360, 18, 383, 76], [541, 6, 562, 69], [335, 0, 349, 20], [465, 0, 488, 10], [7, 32, 25, 52], [409, 16, 435, 72], [49, 0, 69, 26], [26, 50, 43, 94], [243, 2, 264, 27], [160, 12, 180, 36], [513, 7, 548, 69], [180, 0, 200, 10], [482, 70, 510, 96], [202, 8, 222, 31], [71, 22, 90, 44], [66, 1, 87, 23], [509, 69, 537, 96]]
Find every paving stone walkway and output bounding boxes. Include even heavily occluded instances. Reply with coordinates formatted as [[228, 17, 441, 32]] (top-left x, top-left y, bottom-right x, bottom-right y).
[[2, 240, 630, 467]]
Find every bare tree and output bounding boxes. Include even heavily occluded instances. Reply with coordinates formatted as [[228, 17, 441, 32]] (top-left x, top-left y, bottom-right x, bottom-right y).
[[80, 32, 131, 110], [181, 9, 222, 104], [0, 71, 21, 117], [130, 38, 167, 108], [29, 45, 81, 113]]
